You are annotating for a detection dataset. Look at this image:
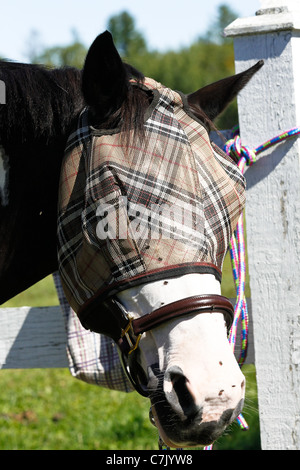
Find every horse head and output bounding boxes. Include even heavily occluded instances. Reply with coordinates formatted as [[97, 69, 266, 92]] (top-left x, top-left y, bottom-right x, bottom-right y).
[[57, 31, 263, 447]]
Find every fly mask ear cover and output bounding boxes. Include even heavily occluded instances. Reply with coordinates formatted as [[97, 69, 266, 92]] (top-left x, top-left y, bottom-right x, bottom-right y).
[[57, 77, 245, 337]]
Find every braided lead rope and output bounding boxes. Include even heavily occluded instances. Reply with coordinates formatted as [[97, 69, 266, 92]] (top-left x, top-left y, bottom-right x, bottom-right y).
[[204, 126, 300, 451], [225, 126, 300, 363], [227, 126, 300, 431]]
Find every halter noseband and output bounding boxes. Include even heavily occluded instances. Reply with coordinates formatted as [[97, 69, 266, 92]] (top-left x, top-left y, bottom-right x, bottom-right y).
[[120, 294, 234, 353], [80, 294, 234, 397]]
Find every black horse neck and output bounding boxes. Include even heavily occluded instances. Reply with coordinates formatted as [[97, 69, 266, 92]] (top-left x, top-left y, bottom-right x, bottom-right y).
[[0, 62, 84, 304]]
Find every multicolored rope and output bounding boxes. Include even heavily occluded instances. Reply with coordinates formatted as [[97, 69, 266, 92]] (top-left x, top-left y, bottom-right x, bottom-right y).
[[204, 126, 300, 451], [223, 125, 300, 440]]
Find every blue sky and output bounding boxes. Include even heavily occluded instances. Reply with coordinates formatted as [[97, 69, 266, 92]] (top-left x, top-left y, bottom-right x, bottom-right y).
[[0, 0, 260, 62]]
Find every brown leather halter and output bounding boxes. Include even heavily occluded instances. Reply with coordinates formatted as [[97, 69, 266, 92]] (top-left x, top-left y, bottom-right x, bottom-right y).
[[80, 294, 234, 397]]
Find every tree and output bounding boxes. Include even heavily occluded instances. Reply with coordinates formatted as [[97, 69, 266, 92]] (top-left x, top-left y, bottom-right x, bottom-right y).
[[25, 30, 44, 64], [24, 6, 239, 128], [120, 6, 238, 129], [107, 11, 147, 58], [28, 30, 87, 69], [202, 4, 238, 44]]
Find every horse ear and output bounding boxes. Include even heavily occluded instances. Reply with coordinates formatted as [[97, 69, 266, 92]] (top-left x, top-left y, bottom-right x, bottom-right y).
[[82, 31, 127, 117], [187, 60, 264, 122]]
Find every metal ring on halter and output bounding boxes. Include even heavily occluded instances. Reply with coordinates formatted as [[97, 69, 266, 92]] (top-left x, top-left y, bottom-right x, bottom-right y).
[[118, 348, 149, 397]]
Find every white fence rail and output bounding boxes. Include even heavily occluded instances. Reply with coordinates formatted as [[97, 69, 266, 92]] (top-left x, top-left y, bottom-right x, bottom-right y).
[[0, 301, 254, 370], [0, 306, 68, 369]]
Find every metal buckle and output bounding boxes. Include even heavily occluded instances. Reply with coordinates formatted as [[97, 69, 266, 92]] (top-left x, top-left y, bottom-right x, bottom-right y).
[[121, 316, 142, 355]]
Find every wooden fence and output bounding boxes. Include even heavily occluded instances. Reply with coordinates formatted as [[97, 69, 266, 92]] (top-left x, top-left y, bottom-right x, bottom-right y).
[[225, 0, 300, 450], [0, 301, 254, 370]]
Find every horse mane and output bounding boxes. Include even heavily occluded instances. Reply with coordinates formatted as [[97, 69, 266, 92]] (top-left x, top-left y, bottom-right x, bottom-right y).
[[94, 62, 216, 147], [90, 62, 148, 133], [0, 58, 214, 150], [0, 61, 84, 144]]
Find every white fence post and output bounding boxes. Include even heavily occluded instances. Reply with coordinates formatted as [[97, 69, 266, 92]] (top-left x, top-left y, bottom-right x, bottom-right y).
[[225, 0, 300, 450]]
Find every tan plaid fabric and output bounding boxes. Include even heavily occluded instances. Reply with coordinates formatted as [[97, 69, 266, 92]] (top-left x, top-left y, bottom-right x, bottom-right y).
[[53, 273, 134, 392], [53, 272, 133, 391], [58, 78, 245, 317]]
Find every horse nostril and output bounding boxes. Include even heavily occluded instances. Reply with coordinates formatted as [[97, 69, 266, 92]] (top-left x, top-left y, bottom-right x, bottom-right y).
[[170, 371, 185, 387], [164, 366, 200, 420], [168, 369, 190, 400], [165, 366, 185, 385]]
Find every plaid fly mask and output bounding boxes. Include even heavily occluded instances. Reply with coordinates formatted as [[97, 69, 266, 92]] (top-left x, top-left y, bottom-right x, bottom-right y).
[[57, 78, 245, 335]]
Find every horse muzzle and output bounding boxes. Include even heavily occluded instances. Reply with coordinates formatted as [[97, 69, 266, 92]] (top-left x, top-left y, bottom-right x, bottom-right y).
[[149, 363, 245, 447], [150, 390, 244, 447]]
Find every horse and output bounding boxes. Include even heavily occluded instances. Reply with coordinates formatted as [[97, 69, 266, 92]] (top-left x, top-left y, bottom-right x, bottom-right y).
[[0, 61, 84, 302], [0, 31, 263, 448]]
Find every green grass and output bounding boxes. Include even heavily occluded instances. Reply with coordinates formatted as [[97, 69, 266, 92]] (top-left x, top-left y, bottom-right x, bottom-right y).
[[0, 257, 260, 450], [2, 275, 59, 308], [0, 368, 157, 450], [0, 365, 260, 450]]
